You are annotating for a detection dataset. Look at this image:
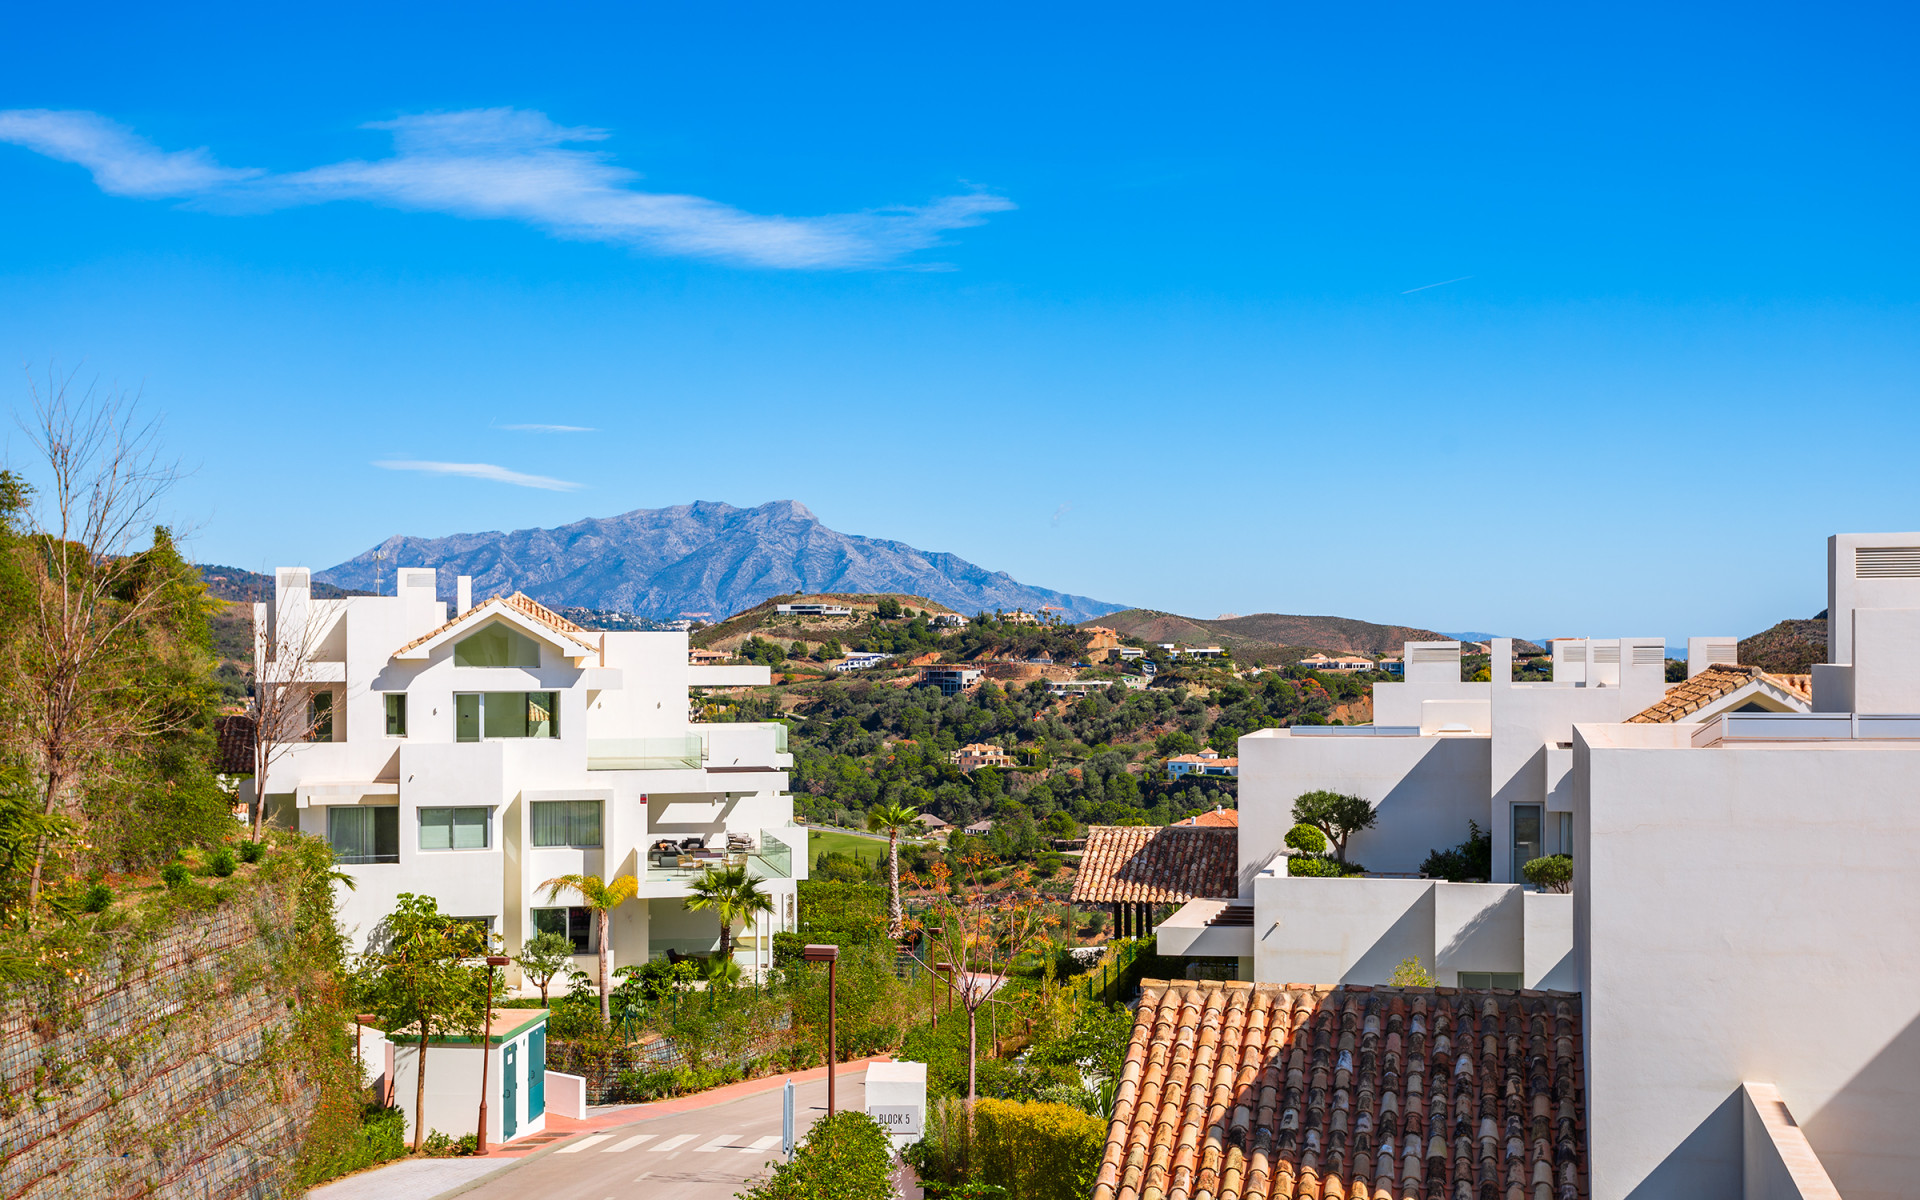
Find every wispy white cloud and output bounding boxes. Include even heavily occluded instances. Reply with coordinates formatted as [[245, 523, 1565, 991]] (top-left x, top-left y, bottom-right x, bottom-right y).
[[0, 107, 1013, 269], [496, 422, 596, 433], [374, 459, 583, 491], [1402, 275, 1473, 294]]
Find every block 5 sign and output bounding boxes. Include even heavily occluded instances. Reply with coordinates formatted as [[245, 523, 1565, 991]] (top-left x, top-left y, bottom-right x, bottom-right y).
[[868, 1105, 923, 1137]]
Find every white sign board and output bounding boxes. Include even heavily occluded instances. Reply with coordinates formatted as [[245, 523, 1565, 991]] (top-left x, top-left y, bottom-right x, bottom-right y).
[[865, 1060, 928, 1149]]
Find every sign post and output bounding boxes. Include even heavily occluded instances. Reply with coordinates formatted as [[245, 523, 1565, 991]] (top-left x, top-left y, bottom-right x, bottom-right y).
[[783, 1080, 794, 1159]]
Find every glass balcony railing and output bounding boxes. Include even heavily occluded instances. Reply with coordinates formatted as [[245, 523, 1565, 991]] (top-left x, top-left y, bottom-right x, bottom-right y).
[[586, 735, 705, 771], [750, 832, 794, 880]]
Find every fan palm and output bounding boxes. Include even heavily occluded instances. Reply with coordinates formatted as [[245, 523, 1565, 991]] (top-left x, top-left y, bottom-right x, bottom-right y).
[[538, 872, 639, 1023], [685, 862, 774, 964], [865, 801, 920, 936]]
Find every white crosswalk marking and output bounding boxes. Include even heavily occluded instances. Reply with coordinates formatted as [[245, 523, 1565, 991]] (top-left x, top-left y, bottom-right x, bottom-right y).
[[694, 1135, 742, 1152], [557, 1134, 613, 1153], [604, 1134, 656, 1152], [739, 1135, 781, 1153], [649, 1134, 698, 1152]]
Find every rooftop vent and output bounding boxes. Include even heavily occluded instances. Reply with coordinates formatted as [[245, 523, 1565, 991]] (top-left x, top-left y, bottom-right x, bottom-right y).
[[1410, 646, 1459, 664], [1593, 644, 1620, 665], [1631, 643, 1664, 667], [1854, 546, 1920, 578]]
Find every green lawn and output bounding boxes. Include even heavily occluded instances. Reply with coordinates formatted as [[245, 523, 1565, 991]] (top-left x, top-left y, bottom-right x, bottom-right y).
[[808, 829, 892, 871]]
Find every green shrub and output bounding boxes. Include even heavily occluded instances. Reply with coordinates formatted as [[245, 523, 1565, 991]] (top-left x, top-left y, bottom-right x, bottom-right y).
[[1420, 821, 1492, 882], [1389, 956, 1435, 986], [161, 862, 189, 889], [741, 1110, 894, 1200], [81, 883, 112, 912], [1283, 823, 1328, 855], [238, 840, 265, 864], [300, 1106, 407, 1184], [209, 847, 237, 877], [1288, 855, 1341, 877], [971, 1098, 1107, 1200], [1523, 854, 1573, 893]]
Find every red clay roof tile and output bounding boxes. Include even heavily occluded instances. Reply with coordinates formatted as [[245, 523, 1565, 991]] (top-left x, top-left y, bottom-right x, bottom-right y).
[[1071, 826, 1238, 903]]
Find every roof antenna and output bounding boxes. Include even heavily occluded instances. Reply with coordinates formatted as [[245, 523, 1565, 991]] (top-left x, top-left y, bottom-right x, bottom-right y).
[[373, 550, 384, 596]]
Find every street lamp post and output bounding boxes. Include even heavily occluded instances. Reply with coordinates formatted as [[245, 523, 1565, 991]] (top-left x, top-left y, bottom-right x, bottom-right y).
[[475, 955, 510, 1154], [801, 944, 840, 1116]]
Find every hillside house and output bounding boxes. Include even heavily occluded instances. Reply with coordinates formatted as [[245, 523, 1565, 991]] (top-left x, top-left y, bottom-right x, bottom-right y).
[[1167, 749, 1240, 779], [832, 651, 890, 672], [249, 568, 803, 987], [775, 603, 853, 617], [1296, 652, 1375, 673], [930, 612, 966, 628], [916, 665, 982, 695], [687, 648, 729, 665], [1003, 610, 1040, 626], [950, 742, 1011, 771]]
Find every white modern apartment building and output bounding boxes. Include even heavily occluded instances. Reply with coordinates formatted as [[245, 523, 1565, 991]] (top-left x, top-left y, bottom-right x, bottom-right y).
[[1156, 533, 1920, 1197], [1164, 620, 1813, 992], [251, 567, 804, 982]]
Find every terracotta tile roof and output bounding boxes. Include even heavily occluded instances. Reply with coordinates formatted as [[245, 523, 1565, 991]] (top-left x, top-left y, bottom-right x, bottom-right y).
[[393, 591, 597, 657], [215, 714, 255, 774], [1175, 807, 1240, 828], [1093, 980, 1587, 1200], [1072, 825, 1238, 903], [1625, 663, 1811, 724]]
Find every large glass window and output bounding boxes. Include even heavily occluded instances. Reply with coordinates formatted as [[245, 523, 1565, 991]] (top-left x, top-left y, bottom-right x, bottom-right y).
[[455, 692, 559, 741], [454, 624, 541, 667], [532, 906, 594, 953], [327, 807, 398, 864], [1512, 803, 1543, 883], [385, 693, 408, 737], [419, 806, 490, 850], [1556, 811, 1573, 856], [531, 800, 602, 848], [308, 691, 333, 742]]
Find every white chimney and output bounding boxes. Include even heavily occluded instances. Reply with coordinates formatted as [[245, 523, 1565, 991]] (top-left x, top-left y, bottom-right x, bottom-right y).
[[1686, 637, 1738, 677], [457, 575, 473, 615]]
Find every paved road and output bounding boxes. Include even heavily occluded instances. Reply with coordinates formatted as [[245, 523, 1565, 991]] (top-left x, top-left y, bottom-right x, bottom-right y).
[[451, 1071, 871, 1200]]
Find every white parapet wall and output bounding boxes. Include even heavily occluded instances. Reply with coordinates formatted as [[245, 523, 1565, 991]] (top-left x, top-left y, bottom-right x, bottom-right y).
[[1249, 872, 1575, 988], [1740, 1083, 1842, 1200]]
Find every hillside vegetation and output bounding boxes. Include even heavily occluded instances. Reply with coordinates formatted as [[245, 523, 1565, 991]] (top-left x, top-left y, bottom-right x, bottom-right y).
[[1741, 615, 1828, 675], [1090, 608, 1450, 663]]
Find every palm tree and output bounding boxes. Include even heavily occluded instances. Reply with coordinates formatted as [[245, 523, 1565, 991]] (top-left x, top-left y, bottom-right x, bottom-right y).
[[538, 872, 639, 1023], [685, 862, 774, 964], [865, 801, 920, 937]]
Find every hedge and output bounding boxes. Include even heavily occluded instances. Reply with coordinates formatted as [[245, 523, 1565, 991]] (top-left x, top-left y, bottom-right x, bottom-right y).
[[971, 1098, 1107, 1200], [742, 1110, 895, 1200]]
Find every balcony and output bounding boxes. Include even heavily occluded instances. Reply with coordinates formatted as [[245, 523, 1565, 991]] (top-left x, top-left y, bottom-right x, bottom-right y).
[[642, 831, 797, 886], [697, 722, 791, 771], [586, 735, 705, 771]]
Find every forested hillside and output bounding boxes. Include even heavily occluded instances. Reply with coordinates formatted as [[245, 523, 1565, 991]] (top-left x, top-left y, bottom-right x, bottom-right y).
[[715, 661, 1384, 841]]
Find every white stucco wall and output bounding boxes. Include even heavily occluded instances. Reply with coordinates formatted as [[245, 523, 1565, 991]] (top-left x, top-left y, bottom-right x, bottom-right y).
[[390, 1027, 546, 1144], [1249, 873, 1572, 988], [1577, 722, 1920, 1200], [1238, 729, 1491, 888]]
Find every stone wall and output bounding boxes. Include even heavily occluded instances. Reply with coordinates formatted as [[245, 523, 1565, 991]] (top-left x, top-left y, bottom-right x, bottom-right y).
[[0, 883, 320, 1200]]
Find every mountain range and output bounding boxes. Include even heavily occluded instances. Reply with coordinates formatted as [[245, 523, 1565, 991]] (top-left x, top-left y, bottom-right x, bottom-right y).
[[314, 500, 1126, 623]]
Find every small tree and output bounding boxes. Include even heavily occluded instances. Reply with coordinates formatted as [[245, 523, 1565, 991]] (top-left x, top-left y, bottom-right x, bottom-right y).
[[914, 860, 1056, 1106], [538, 872, 638, 1023], [875, 597, 902, 619], [356, 893, 491, 1151], [1523, 854, 1573, 893], [513, 931, 575, 1006], [1291, 790, 1377, 865], [686, 862, 774, 964], [865, 800, 920, 937]]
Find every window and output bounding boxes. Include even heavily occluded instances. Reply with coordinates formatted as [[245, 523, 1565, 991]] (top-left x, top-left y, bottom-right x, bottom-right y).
[[385, 693, 408, 737], [308, 691, 333, 741], [1512, 803, 1543, 883], [531, 800, 601, 848], [1556, 811, 1573, 856], [532, 906, 594, 953], [1457, 972, 1523, 989], [454, 692, 559, 742], [454, 624, 541, 667], [419, 806, 490, 850], [327, 807, 398, 864]]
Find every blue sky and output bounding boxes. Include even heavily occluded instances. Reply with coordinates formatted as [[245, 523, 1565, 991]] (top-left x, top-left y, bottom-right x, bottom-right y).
[[2, 2, 1915, 642]]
